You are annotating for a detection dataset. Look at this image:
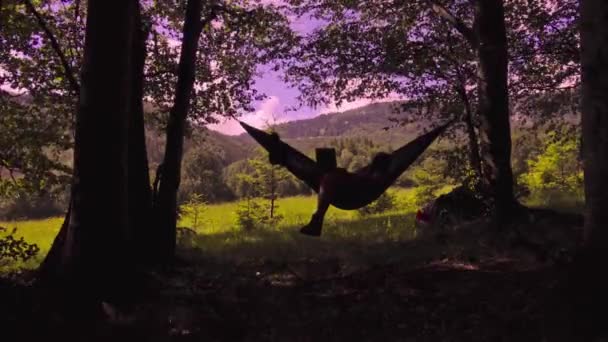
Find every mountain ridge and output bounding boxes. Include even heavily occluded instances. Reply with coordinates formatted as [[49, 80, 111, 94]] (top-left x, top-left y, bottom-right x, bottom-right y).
[[198, 101, 416, 163]]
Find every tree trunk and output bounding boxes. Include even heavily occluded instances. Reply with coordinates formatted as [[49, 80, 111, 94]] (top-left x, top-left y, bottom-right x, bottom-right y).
[[457, 85, 483, 178], [568, 0, 608, 337], [152, 0, 204, 263], [580, 2, 608, 248], [129, 7, 154, 261], [474, 0, 516, 221], [38, 0, 137, 301], [545, 3, 608, 340]]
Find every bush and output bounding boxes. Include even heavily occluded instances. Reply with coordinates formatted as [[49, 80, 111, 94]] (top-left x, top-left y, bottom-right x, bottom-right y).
[[0, 226, 39, 267], [235, 198, 283, 231], [518, 131, 583, 208], [357, 192, 396, 216], [408, 156, 453, 207], [179, 193, 207, 230]]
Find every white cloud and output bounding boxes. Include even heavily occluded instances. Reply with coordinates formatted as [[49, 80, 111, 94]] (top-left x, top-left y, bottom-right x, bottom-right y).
[[209, 96, 283, 135], [208, 93, 406, 135]]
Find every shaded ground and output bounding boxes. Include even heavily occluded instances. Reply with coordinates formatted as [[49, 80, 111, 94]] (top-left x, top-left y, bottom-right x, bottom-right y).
[[1, 214, 580, 341], [1, 255, 565, 342], [151, 258, 559, 342]]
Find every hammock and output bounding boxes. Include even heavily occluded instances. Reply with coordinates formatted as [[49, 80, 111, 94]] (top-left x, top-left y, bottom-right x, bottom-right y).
[[239, 119, 454, 209]]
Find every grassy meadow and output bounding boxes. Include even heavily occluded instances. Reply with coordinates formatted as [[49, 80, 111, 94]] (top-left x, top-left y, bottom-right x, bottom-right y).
[[0, 187, 451, 272]]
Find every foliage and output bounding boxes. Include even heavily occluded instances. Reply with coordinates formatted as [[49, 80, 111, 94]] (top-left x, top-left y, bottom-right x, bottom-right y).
[[179, 140, 235, 204], [284, 0, 577, 123], [0, 0, 296, 216], [357, 192, 396, 216], [282, 0, 578, 195], [145, 0, 298, 126], [518, 130, 583, 208], [0, 226, 39, 268], [409, 156, 454, 207], [224, 148, 307, 200], [179, 193, 207, 230], [235, 197, 282, 231], [232, 147, 290, 230], [0, 90, 72, 201], [0, 190, 66, 221], [326, 136, 384, 171], [0, 1, 79, 200]]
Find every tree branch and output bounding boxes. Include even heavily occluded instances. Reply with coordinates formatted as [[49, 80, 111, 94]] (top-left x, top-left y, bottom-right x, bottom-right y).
[[427, 1, 478, 49], [22, 0, 80, 95]]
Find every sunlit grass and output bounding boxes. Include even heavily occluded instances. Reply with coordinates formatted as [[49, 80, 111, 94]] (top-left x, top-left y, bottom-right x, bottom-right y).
[[176, 188, 425, 266], [0, 217, 62, 271], [0, 187, 439, 272]]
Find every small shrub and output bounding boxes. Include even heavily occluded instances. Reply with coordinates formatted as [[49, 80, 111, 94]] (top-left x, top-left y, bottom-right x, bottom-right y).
[[408, 156, 452, 207], [179, 193, 207, 230], [236, 198, 283, 231], [518, 132, 583, 208], [358, 192, 396, 216], [176, 226, 198, 249], [0, 226, 40, 267]]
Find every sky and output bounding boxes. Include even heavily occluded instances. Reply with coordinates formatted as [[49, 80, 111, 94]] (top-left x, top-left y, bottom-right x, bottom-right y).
[[0, 0, 400, 136], [208, 5, 400, 136], [208, 68, 401, 135]]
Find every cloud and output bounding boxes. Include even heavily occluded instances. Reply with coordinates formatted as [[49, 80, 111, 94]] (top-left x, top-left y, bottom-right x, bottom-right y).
[[209, 96, 283, 135], [208, 92, 408, 135]]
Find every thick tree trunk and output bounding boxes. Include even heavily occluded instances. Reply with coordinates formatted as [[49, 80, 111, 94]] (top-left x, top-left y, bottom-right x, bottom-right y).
[[567, 0, 608, 338], [129, 8, 154, 260], [38, 0, 137, 300], [474, 0, 516, 221], [545, 2, 608, 340], [580, 2, 608, 248], [152, 0, 204, 263]]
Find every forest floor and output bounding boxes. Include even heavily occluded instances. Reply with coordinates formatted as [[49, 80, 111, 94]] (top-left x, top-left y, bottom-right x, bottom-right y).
[[0, 213, 581, 342]]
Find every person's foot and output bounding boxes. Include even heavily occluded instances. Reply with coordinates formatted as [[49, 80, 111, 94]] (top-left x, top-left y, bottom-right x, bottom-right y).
[[299, 215, 323, 236]]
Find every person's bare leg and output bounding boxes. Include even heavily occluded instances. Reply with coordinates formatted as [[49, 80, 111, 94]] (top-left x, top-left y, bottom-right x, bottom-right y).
[[300, 176, 333, 236]]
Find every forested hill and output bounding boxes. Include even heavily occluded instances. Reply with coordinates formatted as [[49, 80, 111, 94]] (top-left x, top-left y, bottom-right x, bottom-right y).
[[198, 100, 419, 165], [256, 101, 408, 139]]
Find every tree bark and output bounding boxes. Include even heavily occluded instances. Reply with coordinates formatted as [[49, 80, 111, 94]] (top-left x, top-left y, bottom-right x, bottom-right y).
[[568, 0, 608, 337], [545, 2, 608, 340], [129, 6, 154, 261], [463, 101, 482, 178], [580, 2, 608, 248], [456, 83, 482, 178], [474, 0, 516, 221], [152, 0, 204, 263], [38, 0, 137, 301]]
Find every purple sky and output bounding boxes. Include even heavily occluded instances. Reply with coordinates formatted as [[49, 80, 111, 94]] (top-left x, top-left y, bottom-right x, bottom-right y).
[[0, 1, 400, 135], [208, 6, 401, 135]]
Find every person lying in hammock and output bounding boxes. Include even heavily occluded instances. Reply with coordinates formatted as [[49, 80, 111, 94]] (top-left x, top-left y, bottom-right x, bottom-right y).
[[239, 119, 455, 236]]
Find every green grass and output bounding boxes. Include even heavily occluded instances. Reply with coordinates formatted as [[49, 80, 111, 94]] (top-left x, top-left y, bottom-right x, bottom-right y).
[[1, 187, 449, 272], [0, 217, 63, 271], [174, 187, 430, 267]]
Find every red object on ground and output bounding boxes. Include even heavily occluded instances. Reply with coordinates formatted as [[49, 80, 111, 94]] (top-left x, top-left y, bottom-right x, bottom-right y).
[[416, 209, 431, 223]]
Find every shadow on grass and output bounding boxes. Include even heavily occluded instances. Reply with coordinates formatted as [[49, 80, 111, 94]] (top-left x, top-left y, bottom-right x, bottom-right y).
[[173, 211, 501, 281], [178, 213, 422, 270]]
